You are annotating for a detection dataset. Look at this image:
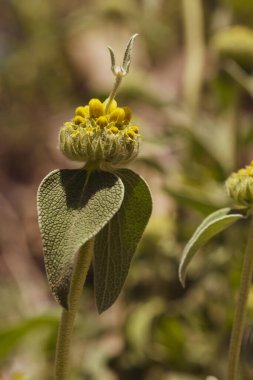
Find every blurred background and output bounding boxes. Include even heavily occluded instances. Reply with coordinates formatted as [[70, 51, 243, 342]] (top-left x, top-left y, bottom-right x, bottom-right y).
[[2, 0, 253, 379]]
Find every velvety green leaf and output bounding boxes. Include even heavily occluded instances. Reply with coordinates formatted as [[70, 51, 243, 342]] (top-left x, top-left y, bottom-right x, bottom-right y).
[[179, 207, 245, 287], [93, 169, 152, 313], [37, 169, 124, 308]]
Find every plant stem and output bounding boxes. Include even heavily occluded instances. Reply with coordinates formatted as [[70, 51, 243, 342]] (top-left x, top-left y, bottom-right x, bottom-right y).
[[54, 239, 94, 380], [105, 74, 122, 113], [227, 216, 253, 380], [182, 0, 205, 117], [228, 83, 241, 171]]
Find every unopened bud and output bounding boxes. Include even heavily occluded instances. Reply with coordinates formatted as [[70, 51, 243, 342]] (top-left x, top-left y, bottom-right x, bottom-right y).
[[103, 99, 117, 113], [123, 107, 132, 123], [73, 115, 85, 125], [97, 116, 108, 128], [75, 106, 87, 118], [226, 161, 253, 206], [89, 99, 104, 118], [109, 108, 125, 125], [131, 125, 139, 134]]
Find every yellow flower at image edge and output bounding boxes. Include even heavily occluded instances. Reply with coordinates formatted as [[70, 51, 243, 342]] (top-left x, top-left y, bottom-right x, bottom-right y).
[[226, 161, 253, 206], [59, 98, 141, 169]]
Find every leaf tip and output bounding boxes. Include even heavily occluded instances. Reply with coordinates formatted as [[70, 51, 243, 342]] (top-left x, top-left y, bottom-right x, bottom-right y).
[[96, 302, 108, 315], [54, 289, 70, 310], [179, 271, 186, 288]]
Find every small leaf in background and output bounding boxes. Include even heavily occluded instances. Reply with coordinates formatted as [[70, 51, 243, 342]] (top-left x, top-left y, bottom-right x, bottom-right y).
[[126, 299, 165, 359], [93, 169, 152, 313], [154, 315, 186, 365], [37, 169, 124, 308], [0, 315, 58, 361], [179, 207, 246, 287]]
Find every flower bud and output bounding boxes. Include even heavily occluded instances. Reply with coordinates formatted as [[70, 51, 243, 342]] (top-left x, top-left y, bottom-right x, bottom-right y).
[[96, 116, 108, 128], [109, 108, 125, 125], [226, 161, 253, 205], [103, 98, 117, 113], [75, 106, 87, 118], [127, 130, 135, 139], [73, 115, 85, 125], [123, 107, 132, 123], [110, 126, 119, 134], [131, 125, 139, 134], [89, 99, 104, 118]]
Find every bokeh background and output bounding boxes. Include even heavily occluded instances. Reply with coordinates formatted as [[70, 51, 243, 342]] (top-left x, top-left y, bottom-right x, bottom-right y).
[[2, 0, 253, 379]]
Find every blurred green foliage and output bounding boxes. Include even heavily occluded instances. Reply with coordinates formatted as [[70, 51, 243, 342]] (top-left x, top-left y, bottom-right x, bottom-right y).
[[1, 0, 253, 379]]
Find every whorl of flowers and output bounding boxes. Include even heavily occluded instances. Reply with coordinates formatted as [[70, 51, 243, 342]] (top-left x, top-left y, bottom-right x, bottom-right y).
[[226, 161, 253, 206], [59, 98, 140, 169]]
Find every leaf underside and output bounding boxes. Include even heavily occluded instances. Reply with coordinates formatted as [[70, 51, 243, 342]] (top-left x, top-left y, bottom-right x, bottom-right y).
[[37, 169, 124, 308], [179, 207, 245, 287], [93, 168, 152, 313]]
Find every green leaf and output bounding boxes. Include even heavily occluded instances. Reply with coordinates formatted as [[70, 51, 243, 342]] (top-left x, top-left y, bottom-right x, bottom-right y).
[[179, 207, 246, 287], [0, 315, 58, 361], [93, 169, 152, 313], [37, 169, 124, 308], [126, 299, 165, 359]]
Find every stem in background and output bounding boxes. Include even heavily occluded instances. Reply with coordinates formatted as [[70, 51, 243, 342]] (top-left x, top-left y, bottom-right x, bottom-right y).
[[182, 0, 205, 117], [227, 216, 253, 380], [54, 239, 94, 380], [228, 83, 241, 171]]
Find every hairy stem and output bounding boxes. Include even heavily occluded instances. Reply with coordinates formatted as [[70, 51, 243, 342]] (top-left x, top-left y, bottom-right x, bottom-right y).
[[105, 75, 122, 113], [54, 239, 94, 380], [228, 216, 253, 380]]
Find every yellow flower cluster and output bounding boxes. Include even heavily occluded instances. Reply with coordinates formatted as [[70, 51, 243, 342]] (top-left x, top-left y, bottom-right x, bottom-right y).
[[59, 98, 140, 168], [226, 161, 253, 206]]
